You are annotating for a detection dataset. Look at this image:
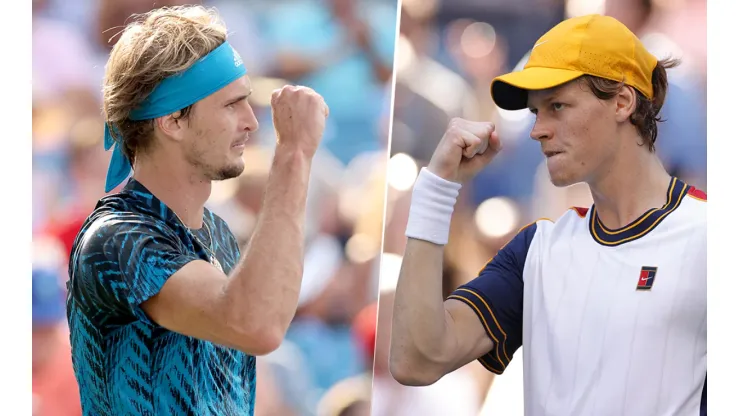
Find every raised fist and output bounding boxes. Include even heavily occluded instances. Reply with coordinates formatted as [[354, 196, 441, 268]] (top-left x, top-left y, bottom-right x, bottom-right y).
[[271, 85, 329, 156], [427, 118, 502, 184]]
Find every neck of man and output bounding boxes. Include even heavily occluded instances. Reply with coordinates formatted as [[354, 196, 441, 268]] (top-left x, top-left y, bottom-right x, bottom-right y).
[[587, 132, 672, 230], [132, 150, 212, 229]]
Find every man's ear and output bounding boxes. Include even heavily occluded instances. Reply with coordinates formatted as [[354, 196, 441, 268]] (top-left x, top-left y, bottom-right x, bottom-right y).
[[156, 111, 187, 142], [614, 85, 637, 123]]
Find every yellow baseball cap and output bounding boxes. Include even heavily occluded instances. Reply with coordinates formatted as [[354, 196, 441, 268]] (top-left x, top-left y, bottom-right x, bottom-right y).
[[491, 14, 658, 110]]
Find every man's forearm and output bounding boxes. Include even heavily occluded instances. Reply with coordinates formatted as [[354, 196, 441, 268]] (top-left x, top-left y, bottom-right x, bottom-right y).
[[390, 238, 457, 385], [222, 146, 312, 344]]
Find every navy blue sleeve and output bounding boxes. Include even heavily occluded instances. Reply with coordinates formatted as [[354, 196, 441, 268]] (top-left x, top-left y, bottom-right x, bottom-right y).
[[447, 222, 538, 374], [75, 215, 200, 325]]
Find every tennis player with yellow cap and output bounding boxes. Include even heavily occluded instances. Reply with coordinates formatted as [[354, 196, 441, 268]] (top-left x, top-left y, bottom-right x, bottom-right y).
[[390, 14, 706, 416], [66, 5, 328, 415]]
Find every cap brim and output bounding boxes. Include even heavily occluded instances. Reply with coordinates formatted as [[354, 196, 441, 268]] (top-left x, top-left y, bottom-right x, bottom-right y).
[[490, 67, 584, 110]]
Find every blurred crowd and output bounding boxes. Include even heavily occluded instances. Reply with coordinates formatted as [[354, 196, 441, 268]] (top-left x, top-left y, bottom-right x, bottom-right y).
[[378, 0, 707, 415], [32, 0, 396, 415]]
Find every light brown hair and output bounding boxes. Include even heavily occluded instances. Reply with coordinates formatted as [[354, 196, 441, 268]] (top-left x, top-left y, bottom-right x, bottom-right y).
[[581, 58, 680, 152], [102, 5, 227, 164]]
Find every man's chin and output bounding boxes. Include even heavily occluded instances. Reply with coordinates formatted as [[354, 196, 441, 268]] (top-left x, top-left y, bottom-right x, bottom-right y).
[[211, 163, 245, 181], [548, 169, 577, 188]]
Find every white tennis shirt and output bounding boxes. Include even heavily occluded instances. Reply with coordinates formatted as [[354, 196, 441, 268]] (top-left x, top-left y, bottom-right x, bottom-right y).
[[449, 177, 707, 416]]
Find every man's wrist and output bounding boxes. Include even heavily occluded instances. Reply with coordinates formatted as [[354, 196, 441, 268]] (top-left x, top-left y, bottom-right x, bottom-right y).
[[273, 143, 315, 166], [426, 160, 460, 184], [405, 168, 462, 245]]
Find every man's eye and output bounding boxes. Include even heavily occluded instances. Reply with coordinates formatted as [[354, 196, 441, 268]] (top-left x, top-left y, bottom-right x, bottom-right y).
[[552, 102, 564, 111]]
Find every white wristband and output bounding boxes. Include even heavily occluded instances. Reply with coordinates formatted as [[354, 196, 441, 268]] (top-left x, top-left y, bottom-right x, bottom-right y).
[[405, 168, 462, 245]]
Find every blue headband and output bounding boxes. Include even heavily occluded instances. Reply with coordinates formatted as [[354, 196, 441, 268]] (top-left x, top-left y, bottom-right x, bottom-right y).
[[104, 41, 247, 192]]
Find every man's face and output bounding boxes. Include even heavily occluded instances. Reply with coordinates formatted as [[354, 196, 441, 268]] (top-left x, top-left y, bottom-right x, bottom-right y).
[[527, 79, 622, 187], [180, 76, 258, 181]]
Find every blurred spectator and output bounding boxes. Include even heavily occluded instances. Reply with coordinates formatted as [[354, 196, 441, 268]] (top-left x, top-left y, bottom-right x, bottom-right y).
[[316, 374, 372, 416], [32, 0, 98, 102], [32, 266, 81, 416], [285, 236, 365, 394], [254, 359, 300, 416], [41, 116, 109, 260], [436, 0, 565, 68], [443, 17, 510, 122], [391, 0, 479, 162], [259, 0, 396, 165]]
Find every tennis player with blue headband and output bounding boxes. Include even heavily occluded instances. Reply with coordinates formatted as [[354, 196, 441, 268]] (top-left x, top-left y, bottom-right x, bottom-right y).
[[66, 6, 329, 415], [102, 39, 248, 193]]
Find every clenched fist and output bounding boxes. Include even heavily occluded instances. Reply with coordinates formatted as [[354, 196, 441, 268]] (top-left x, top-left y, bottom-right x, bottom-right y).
[[271, 85, 329, 156], [427, 118, 502, 184]]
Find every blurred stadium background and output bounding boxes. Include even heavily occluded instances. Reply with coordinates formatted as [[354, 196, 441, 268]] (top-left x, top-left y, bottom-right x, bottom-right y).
[[32, 0, 396, 415], [377, 0, 707, 415]]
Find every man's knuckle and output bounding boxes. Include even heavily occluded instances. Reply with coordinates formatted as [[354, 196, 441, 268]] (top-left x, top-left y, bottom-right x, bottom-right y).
[[447, 125, 463, 137]]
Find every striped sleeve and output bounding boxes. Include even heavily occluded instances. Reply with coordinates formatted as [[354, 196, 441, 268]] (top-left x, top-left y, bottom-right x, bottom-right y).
[[447, 222, 537, 374]]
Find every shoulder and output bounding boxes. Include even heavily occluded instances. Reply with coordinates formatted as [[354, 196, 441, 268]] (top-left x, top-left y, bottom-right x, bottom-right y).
[[490, 217, 554, 266], [497, 216, 557, 256], [672, 181, 706, 217], [676, 183, 706, 229], [510, 207, 591, 253], [83, 189, 174, 237], [72, 207, 182, 269], [509, 209, 579, 243], [533, 206, 591, 232], [685, 185, 707, 202], [78, 211, 170, 247]]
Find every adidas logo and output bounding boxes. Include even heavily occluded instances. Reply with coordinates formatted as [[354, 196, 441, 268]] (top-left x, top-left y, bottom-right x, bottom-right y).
[[232, 47, 243, 67]]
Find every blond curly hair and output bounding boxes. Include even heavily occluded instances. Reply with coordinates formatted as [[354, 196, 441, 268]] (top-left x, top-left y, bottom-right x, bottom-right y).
[[103, 5, 227, 163]]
